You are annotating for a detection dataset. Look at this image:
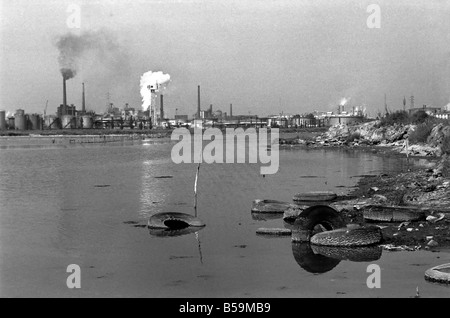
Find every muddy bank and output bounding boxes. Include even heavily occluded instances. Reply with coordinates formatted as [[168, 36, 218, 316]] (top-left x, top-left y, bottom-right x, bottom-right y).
[[278, 120, 450, 251], [330, 155, 450, 251]]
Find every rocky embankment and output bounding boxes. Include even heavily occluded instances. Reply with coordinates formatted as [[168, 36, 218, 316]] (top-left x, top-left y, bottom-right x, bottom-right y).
[[321, 121, 450, 157], [279, 121, 450, 157]]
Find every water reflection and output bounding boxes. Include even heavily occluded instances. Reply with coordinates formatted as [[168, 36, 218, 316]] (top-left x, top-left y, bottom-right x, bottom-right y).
[[292, 243, 341, 274], [148, 226, 205, 238], [291, 243, 382, 274], [310, 245, 382, 262]]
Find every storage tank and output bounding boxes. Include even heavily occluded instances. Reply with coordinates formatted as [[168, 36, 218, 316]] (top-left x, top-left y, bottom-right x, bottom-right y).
[[0, 110, 6, 130], [61, 115, 75, 129], [81, 115, 93, 129], [8, 117, 15, 129], [14, 113, 26, 130], [44, 115, 60, 129], [29, 114, 41, 130]]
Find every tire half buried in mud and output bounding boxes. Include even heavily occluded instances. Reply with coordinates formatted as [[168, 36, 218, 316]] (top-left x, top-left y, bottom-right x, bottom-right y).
[[425, 263, 450, 285], [310, 225, 383, 247], [363, 205, 426, 222], [148, 212, 205, 230]]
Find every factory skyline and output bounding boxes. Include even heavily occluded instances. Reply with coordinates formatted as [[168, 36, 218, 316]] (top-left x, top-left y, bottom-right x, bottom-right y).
[[2, 1, 449, 119]]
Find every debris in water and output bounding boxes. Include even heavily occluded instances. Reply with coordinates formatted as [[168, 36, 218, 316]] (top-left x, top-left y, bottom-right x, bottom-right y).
[[381, 244, 421, 252]]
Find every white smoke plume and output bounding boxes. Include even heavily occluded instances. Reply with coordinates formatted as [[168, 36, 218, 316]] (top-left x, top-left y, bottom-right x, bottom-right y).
[[55, 29, 127, 80], [339, 97, 350, 106], [139, 71, 171, 111]]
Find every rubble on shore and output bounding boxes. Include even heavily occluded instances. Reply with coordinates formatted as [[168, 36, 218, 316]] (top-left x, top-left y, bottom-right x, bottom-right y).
[[279, 120, 450, 158], [279, 120, 450, 251]]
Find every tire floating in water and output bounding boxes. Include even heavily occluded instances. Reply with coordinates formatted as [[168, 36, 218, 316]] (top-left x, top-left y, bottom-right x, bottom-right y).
[[310, 225, 383, 247], [256, 228, 292, 236], [363, 205, 426, 222], [251, 199, 295, 213], [293, 191, 337, 203], [148, 226, 204, 238], [291, 205, 346, 242], [310, 245, 383, 262], [148, 212, 205, 230], [425, 263, 450, 285]]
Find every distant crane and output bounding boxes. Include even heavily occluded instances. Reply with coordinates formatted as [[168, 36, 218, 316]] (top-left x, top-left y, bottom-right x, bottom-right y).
[[44, 100, 48, 117]]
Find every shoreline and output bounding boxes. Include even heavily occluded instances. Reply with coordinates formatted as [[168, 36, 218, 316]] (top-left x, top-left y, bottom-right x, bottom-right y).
[[2, 124, 448, 251]]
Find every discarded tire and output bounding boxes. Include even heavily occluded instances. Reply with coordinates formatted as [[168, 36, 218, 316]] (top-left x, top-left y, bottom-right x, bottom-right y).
[[310, 225, 383, 247], [363, 205, 426, 222], [148, 226, 204, 237], [256, 228, 292, 237], [148, 212, 205, 230], [283, 205, 308, 223], [310, 245, 383, 262], [292, 242, 341, 274], [251, 212, 283, 221], [251, 199, 295, 213], [291, 205, 346, 242], [425, 263, 450, 285], [293, 191, 337, 203]]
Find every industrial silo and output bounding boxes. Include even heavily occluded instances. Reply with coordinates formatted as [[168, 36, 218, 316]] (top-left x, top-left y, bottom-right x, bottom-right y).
[[8, 117, 15, 130], [61, 115, 75, 129], [0, 110, 6, 130], [44, 115, 60, 129], [29, 114, 41, 130], [14, 111, 26, 130], [81, 115, 93, 129]]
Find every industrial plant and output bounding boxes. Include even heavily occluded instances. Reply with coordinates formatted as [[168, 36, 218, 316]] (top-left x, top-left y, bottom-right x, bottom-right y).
[[1, 78, 449, 133]]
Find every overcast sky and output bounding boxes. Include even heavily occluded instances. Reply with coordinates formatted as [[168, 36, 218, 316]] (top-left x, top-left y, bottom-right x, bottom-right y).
[[1, 0, 449, 117]]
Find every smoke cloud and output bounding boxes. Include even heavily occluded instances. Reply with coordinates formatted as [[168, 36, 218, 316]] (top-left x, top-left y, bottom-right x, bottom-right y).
[[55, 29, 127, 80], [139, 71, 171, 111]]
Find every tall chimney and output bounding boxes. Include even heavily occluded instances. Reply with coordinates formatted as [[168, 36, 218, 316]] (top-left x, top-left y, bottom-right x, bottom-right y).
[[63, 77, 67, 115], [82, 82, 86, 114], [230, 103, 233, 118], [160, 94, 164, 121], [197, 85, 201, 119]]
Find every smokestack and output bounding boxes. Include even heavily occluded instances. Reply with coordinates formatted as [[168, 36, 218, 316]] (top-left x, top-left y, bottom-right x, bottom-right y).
[[160, 94, 164, 121], [197, 85, 201, 119], [230, 103, 233, 118], [82, 82, 86, 114], [63, 77, 67, 115], [209, 104, 213, 115]]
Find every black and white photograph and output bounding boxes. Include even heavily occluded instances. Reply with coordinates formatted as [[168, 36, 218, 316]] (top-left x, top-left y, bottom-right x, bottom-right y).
[[0, 0, 449, 301]]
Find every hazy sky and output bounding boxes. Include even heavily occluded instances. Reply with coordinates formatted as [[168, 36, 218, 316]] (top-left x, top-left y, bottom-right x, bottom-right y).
[[1, 0, 449, 117]]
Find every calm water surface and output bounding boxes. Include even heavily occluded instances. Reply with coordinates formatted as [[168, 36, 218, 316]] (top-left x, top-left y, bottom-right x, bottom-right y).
[[0, 138, 449, 297]]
